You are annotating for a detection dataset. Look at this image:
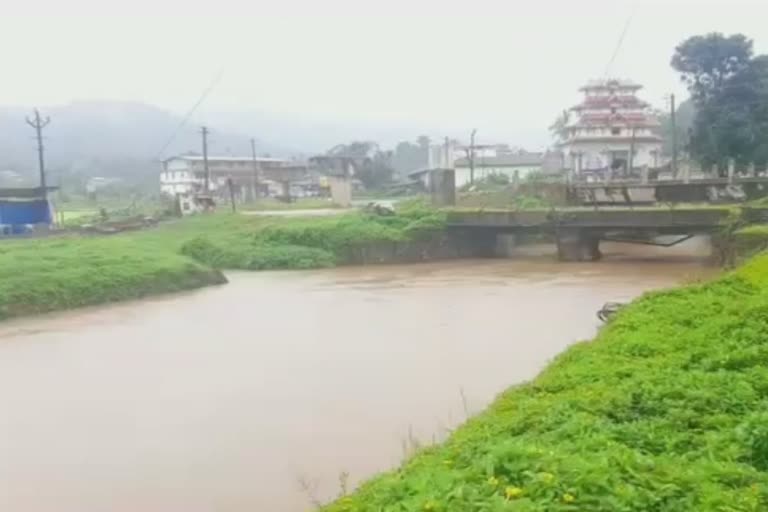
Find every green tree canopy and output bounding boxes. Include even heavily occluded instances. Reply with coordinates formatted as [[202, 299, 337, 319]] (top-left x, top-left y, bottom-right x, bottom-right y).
[[671, 33, 768, 171]]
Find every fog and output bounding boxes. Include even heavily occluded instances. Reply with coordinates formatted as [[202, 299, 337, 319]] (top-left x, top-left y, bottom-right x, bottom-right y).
[[2, 0, 768, 153]]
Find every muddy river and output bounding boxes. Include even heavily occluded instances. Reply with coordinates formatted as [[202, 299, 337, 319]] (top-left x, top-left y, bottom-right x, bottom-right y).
[[0, 243, 715, 511]]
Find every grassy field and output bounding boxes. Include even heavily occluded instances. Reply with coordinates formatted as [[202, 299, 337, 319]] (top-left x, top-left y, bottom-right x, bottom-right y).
[[321, 254, 768, 511], [0, 202, 446, 320], [240, 197, 338, 211]]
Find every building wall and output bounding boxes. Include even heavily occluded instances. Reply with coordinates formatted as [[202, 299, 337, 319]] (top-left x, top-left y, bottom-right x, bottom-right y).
[[566, 141, 661, 172], [454, 165, 541, 187]]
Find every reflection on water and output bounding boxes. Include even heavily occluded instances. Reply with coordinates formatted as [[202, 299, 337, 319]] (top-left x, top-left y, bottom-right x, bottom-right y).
[[0, 243, 715, 512]]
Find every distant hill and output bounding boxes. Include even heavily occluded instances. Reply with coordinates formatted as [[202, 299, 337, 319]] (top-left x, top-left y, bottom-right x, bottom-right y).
[[0, 100, 444, 190], [0, 101, 295, 187]]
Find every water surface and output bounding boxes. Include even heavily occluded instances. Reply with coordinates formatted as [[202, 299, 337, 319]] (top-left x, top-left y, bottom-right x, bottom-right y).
[[0, 248, 714, 511]]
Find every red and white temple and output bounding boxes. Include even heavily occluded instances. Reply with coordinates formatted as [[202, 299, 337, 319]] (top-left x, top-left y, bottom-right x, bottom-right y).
[[562, 79, 663, 175]]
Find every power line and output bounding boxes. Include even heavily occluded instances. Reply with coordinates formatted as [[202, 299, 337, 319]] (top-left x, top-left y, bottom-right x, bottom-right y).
[[153, 68, 225, 161], [603, 5, 637, 78]]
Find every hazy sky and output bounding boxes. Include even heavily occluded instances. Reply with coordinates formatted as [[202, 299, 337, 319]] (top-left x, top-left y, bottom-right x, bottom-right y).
[[3, 0, 768, 150]]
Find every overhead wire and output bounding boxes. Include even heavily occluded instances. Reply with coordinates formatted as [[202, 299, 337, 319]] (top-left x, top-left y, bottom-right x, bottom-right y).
[[153, 68, 225, 161]]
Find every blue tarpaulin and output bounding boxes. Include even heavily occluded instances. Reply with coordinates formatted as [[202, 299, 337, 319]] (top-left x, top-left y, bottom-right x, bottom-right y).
[[0, 200, 51, 230]]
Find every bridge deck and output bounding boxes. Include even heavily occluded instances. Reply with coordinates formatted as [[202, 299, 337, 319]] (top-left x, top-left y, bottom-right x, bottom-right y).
[[447, 208, 733, 233]]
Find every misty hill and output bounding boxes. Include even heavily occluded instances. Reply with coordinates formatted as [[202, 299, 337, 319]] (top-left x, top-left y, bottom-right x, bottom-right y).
[[0, 101, 446, 190], [0, 101, 296, 187]]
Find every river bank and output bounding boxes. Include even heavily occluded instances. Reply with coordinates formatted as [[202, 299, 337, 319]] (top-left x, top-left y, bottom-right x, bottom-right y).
[[0, 204, 447, 320], [321, 253, 768, 511], [0, 259, 712, 511], [1, 201, 761, 321]]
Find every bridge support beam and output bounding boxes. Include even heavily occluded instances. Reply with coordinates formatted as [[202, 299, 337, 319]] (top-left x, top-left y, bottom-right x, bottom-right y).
[[556, 229, 601, 262]]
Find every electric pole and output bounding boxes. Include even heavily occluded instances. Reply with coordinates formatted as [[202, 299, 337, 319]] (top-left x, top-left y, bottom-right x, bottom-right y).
[[469, 129, 477, 184], [670, 93, 678, 178], [201, 126, 210, 193], [26, 109, 51, 192], [628, 125, 637, 177], [250, 137, 260, 201]]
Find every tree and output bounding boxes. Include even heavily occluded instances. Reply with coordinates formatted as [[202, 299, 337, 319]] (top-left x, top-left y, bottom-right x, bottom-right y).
[[324, 141, 394, 189], [391, 140, 428, 177], [671, 33, 768, 171], [548, 110, 571, 144], [671, 33, 753, 104]]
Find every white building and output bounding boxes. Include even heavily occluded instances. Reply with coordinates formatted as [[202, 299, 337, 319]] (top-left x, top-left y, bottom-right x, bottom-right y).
[[160, 155, 290, 196], [561, 79, 662, 175]]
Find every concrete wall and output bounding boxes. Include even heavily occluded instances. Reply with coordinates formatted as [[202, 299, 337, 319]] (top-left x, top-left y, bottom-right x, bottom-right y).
[[329, 176, 352, 207], [454, 165, 541, 187]]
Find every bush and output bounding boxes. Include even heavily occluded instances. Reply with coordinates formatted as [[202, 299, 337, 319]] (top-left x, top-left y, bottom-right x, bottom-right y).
[[0, 237, 226, 320], [180, 236, 335, 270]]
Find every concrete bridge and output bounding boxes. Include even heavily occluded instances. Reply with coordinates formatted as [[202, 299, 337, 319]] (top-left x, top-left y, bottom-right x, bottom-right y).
[[446, 208, 743, 261]]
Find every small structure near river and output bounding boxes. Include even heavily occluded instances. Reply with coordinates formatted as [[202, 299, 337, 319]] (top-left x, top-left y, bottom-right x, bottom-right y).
[[0, 186, 55, 236]]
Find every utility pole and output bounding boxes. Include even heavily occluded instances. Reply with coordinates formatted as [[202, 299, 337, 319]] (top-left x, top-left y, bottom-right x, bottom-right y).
[[670, 93, 678, 178], [25, 109, 51, 192], [469, 128, 477, 184], [250, 137, 259, 201], [628, 124, 637, 177], [227, 177, 236, 212], [201, 126, 210, 193]]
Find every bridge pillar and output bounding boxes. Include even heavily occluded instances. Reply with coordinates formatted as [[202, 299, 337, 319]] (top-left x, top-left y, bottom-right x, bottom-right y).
[[429, 169, 456, 206], [328, 176, 352, 207], [556, 229, 601, 262]]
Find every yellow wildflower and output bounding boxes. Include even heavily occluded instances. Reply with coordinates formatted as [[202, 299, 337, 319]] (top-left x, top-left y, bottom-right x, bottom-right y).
[[505, 486, 523, 500], [487, 476, 500, 487], [563, 493, 576, 503], [540, 472, 554, 483], [441, 459, 453, 466], [423, 500, 437, 511]]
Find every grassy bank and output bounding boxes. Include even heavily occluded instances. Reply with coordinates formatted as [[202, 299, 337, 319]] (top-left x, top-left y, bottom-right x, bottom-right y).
[[0, 235, 225, 321], [322, 255, 768, 511], [177, 202, 446, 270], [0, 203, 446, 319]]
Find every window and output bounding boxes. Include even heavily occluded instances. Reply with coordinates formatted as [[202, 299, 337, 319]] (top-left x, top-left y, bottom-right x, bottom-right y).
[[610, 107, 617, 114], [611, 127, 621, 135]]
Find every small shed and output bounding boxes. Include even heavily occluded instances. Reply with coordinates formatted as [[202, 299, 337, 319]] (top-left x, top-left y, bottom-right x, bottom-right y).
[[0, 187, 55, 235]]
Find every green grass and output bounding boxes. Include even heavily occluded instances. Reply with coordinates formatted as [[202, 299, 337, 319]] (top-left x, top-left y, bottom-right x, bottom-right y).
[[0, 202, 446, 319], [175, 201, 446, 270], [322, 255, 768, 512], [240, 197, 338, 211], [0, 235, 225, 320]]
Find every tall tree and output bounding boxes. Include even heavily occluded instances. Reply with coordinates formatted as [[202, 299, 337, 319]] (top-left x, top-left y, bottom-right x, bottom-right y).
[[671, 33, 768, 171], [324, 141, 394, 189], [671, 33, 753, 104]]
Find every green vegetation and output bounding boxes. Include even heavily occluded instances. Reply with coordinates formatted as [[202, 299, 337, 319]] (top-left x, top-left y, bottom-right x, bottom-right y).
[[731, 225, 768, 263], [322, 255, 768, 511], [240, 197, 338, 211], [0, 235, 225, 320], [179, 201, 446, 270], [0, 202, 446, 319]]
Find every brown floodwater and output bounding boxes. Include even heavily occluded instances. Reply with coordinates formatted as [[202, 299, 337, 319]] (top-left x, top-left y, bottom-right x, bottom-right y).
[[0, 241, 716, 512]]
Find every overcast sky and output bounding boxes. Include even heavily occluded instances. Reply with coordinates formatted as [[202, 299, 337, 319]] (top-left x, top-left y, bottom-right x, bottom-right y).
[[2, 0, 767, 150]]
